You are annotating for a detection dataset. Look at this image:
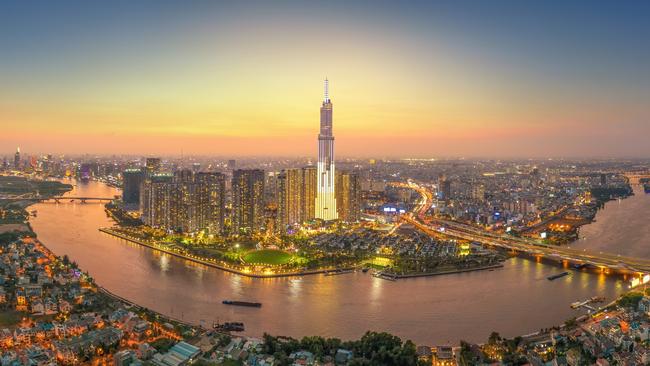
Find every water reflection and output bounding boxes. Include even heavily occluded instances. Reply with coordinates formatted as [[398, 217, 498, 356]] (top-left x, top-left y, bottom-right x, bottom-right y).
[[28, 180, 639, 344]]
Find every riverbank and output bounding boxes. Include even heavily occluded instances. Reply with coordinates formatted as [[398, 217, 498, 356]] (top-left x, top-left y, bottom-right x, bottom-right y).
[[99, 227, 357, 278], [392, 263, 505, 279], [101, 226, 506, 280], [28, 179, 631, 345]]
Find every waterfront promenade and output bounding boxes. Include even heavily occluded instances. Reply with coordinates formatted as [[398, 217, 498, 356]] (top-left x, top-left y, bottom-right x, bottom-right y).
[[99, 227, 353, 278]]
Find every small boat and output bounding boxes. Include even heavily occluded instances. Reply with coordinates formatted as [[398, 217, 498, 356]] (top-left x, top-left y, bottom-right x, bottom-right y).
[[222, 300, 262, 308], [572, 263, 590, 270], [547, 271, 570, 281], [361, 267, 370, 273]]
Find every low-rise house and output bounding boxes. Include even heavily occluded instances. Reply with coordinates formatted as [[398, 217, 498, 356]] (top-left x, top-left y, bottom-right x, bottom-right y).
[[335, 349, 353, 364]]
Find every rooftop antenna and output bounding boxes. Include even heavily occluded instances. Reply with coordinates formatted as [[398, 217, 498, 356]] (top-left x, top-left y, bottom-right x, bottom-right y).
[[324, 78, 329, 102]]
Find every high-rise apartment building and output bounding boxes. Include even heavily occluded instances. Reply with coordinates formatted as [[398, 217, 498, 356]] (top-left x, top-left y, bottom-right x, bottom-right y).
[[196, 172, 226, 234], [122, 168, 145, 206], [276, 169, 304, 231], [140, 170, 226, 234], [140, 173, 173, 228], [301, 166, 317, 222], [232, 169, 265, 234], [336, 171, 361, 222]]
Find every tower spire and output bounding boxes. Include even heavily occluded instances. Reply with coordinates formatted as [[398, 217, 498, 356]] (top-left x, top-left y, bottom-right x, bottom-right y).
[[324, 78, 329, 102]]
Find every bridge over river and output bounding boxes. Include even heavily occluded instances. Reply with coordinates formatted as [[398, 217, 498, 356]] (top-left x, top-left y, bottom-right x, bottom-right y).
[[3, 196, 115, 203], [401, 182, 650, 277]]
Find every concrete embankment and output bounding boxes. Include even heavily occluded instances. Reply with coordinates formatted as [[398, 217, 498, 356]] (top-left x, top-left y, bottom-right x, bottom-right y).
[[99, 227, 354, 279], [392, 263, 505, 279]]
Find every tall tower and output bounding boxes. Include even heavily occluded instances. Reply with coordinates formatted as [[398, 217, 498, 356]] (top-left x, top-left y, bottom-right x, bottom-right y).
[[315, 79, 338, 220], [14, 147, 20, 170]]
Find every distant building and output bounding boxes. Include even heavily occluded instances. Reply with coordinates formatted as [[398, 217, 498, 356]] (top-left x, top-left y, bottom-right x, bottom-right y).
[[122, 168, 145, 206], [438, 175, 452, 200], [79, 163, 93, 181], [232, 169, 265, 234], [145, 157, 162, 176], [14, 147, 20, 170]]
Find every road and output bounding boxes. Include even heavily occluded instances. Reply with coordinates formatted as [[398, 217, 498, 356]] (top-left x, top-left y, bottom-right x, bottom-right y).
[[400, 183, 650, 276]]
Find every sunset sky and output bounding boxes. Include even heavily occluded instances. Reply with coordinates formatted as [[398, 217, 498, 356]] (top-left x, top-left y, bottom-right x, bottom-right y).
[[1, 1, 649, 158]]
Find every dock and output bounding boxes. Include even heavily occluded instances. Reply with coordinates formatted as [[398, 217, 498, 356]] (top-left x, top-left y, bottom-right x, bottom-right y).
[[570, 296, 606, 312]]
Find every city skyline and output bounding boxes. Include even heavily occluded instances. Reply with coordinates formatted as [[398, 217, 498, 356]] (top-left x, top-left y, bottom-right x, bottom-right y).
[[2, 1, 650, 158], [4, 2, 650, 365]]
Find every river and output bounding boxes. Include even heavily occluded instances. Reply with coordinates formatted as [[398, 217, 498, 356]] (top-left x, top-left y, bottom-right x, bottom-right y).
[[29, 180, 650, 345]]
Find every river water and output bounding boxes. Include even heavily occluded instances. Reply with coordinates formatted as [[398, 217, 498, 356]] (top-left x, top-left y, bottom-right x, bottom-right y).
[[29, 180, 650, 345]]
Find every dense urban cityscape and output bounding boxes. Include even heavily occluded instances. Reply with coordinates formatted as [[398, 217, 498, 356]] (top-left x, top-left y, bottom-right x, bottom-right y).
[[3, 1, 650, 365]]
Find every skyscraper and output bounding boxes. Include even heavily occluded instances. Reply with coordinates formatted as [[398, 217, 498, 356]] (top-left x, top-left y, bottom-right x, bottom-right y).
[[232, 169, 265, 234], [167, 170, 197, 233], [140, 170, 226, 234], [301, 166, 317, 222], [336, 171, 361, 222], [196, 172, 226, 234], [140, 173, 173, 228], [315, 79, 337, 220], [14, 147, 20, 170], [122, 168, 145, 206], [276, 169, 303, 231]]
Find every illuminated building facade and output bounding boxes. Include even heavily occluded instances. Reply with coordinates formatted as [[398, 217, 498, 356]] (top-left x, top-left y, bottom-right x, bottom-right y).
[[196, 172, 226, 234], [232, 169, 265, 234], [301, 166, 317, 222], [141, 170, 226, 233], [315, 79, 337, 220], [145, 157, 161, 176], [336, 171, 361, 222], [167, 170, 197, 233], [276, 169, 303, 231], [140, 173, 173, 228]]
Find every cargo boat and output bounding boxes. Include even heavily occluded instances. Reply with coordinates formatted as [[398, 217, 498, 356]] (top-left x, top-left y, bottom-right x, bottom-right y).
[[324, 269, 354, 276], [547, 271, 570, 281], [214, 322, 245, 332], [222, 300, 262, 308]]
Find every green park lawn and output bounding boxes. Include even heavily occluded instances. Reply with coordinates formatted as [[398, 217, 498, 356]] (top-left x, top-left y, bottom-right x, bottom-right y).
[[242, 249, 294, 266]]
